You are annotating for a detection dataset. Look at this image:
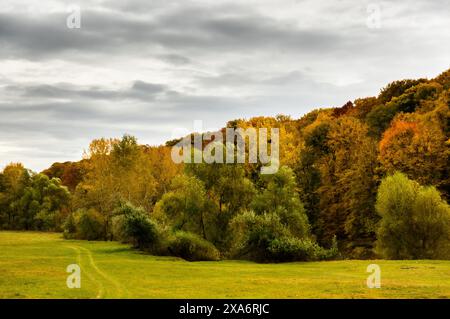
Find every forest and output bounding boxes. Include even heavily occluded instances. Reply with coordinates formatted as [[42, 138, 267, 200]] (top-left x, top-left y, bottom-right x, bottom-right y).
[[1, 69, 449, 262]]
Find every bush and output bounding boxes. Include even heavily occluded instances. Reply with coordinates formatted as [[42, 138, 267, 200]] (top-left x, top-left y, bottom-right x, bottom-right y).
[[268, 235, 339, 262], [316, 235, 339, 260], [62, 213, 77, 239], [267, 237, 312, 261], [168, 231, 220, 261], [112, 202, 171, 254], [229, 211, 290, 261], [123, 210, 160, 249], [111, 214, 128, 242], [34, 210, 56, 231], [114, 202, 161, 250], [62, 209, 106, 240], [229, 210, 336, 262], [76, 209, 105, 240]]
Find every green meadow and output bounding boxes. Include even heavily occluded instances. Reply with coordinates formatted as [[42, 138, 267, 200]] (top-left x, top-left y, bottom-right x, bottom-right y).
[[0, 231, 449, 299]]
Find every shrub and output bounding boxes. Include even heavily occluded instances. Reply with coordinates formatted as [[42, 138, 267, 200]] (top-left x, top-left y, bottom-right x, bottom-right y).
[[315, 235, 339, 260], [111, 214, 128, 242], [229, 211, 290, 261], [123, 212, 159, 249], [168, 231, 220, 261], [62, 213, 77, 239], [112, 202, 169, 253], [76, 209, 105, 240], [34, 210, 56, 231], [267, 237, 312, 261], [268, 235, 339, 262], [230, 210, 337, 262]]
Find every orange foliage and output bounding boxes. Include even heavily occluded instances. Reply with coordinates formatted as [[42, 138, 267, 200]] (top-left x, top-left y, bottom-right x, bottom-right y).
[[379, 120, 418, 153]]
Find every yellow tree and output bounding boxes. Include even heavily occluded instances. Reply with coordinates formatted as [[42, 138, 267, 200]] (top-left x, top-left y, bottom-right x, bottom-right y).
[[74, 138, 118, 214], [144, 145, 182, 203], [74, 135, 158, 238], [0, 163, 30, 227], [316, 116, 379, 254]]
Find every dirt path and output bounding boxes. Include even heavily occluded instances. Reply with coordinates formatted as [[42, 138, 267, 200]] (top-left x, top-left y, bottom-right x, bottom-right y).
[[67, 245, 129, 298]]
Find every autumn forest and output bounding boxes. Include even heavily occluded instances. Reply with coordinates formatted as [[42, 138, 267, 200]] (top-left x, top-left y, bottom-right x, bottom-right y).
[[1, 69, 449, 262]]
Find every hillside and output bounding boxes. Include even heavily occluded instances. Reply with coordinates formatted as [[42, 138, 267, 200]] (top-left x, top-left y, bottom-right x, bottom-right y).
[[1, 69, 449, 260]]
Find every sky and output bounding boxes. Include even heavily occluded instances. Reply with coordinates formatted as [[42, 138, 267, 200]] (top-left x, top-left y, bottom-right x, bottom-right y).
[[0, 0, 449, 172]]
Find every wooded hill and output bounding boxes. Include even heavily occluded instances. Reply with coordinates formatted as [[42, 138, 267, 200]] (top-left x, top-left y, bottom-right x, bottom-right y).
[[1, 69, 449, 261]]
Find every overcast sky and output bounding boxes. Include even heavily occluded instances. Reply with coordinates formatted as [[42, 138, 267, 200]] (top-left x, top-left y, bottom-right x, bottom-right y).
[[1, 0, 449, 172]]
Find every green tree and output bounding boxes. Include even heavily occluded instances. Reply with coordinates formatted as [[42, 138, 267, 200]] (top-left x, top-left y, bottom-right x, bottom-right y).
[[185, 148, 256, 248], [367, 81, 442, 137], [153, 175, 215, 240], [294, 121, 330, 234], [252, 166, 309, 238], [186, 150, 255, 216], [27, 174, 70, 230], [10, 174, 70, 230], [229, 167, 318, 262], [378, 79, 426, 104], [375, 172, 450, 259]]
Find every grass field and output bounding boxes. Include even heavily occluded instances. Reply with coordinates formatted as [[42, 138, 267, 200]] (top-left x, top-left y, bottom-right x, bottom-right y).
[[0, 231, 449, 299]]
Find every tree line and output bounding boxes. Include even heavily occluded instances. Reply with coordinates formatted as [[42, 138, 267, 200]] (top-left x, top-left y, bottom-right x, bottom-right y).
[[1, 69, 450, 261]]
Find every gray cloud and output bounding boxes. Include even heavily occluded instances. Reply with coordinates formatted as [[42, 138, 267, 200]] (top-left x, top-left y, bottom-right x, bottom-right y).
[[0, 4, 353, 61], [159, 54, 191, 65], [1, 0, 448, 62], [4, 81, 169, 101]]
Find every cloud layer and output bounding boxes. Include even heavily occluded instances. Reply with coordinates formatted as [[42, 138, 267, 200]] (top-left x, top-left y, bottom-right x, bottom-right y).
[[1, 0, 449, 171]]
